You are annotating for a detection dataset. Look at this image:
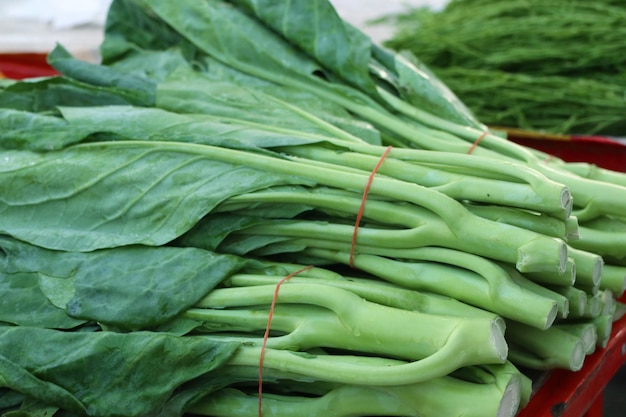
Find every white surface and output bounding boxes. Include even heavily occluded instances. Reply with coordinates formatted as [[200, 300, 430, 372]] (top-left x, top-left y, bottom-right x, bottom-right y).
[[0, 0, 110, 57], [0, 0, 446, 56], [0, 0, 111, 29], [330, 0, 447, 42]]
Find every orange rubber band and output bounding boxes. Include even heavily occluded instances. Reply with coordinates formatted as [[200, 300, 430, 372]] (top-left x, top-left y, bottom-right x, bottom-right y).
[[350, 146, 393, 268], [467, 131, 488, 154], [258, 264, 314, 417]]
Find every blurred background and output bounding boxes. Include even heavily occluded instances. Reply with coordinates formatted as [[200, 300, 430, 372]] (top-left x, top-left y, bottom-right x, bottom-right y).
[[0, 0, 447, 60]]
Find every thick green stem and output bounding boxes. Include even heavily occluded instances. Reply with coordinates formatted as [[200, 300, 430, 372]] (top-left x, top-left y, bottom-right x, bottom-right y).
[[185, 304, 444, 360], [237, 217, 567, 275], [226, 273, 498, 321], [465, 203, 569, 239], [283, 145, 570, 217], [226, 342, 505, 386], [556, 322, 597, 354], [566, 248, 604, 287], [562, 162, 626, 187], [600, 265, 626, 296], [535, 162, 626, 221], [188, 304, 479, 361], [524, 258, 576, 286], [190, 371, 521, 417], [566, 216, 581, 240], [592, 314, 614, 348], [302, 246, 558, 330], [570, 225, 626, 260], [506, 321, 586, 371], [375, 87, 535, 162], [195, 283, 506, 366], [545, 285, 587, 317], [565, 291, 604, 319], [500, 265, 570, 318]]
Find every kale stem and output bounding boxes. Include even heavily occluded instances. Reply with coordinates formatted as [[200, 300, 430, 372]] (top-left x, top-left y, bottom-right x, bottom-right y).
[[226, 273, 499, 321], [189, 372, 521, 417], [226, 339, 506, 386], [194, 283, 506, 366], [301, 246, 558, 330], [283, 145, 570, 217]]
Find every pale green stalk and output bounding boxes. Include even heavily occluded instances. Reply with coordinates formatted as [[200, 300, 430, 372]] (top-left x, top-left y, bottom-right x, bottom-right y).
[[190, 369, 522, 417], [188, 304, 476, 361], [525, 258, 576, 286], [234, 214, 598, 285], [558, 162, 626, 188], [224, 345, 505, 386], [464, 203, 570, 240], [236, 216, 568, 275], [505, 321, 586, 371], [545, 285, 587, 317], [566, 216, 581, 240], [613, 301, 626, 322], [556, 322, 598, 354], [300, 246, 558, 329], [567, 291, 603, 319], [282, 144, 570, 217], [570, 225, 626, 260], [566, 247, 603, 287], [225, 273, 498, 321], [592, 314, 614, 348], [194, 283, 507, 370]]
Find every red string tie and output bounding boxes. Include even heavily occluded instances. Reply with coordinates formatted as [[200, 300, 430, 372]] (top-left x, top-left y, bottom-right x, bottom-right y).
[[467, 131, 488, 154], [258, 264, 314, 417], [350, 146, 393, 267]]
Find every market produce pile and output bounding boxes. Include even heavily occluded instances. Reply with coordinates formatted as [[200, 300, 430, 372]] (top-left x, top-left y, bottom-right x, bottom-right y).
[[379, 0, 626, 135], [1, 1, 626, 416]]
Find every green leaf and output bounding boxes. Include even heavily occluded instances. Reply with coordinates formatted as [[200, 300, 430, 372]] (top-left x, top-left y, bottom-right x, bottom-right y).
[[47, 44, 156, 106], [0, 271, 84, 329], [63, 246, 242, 329], [0, 109, 95, 151], [0, 142, 306, 251], [100, 0, 190, 65], [226, 0, 481, 128], [136, 0, 325, 84], [158, 70, 382, 145], [108, 49, 196, 83], [37, 275, 75, 311], [57, 105, 318, 152], [2, 397, 60, 417], [386, 48, 483, 129], [229, 0, 377, 95], [0, 326, 240, 417], [0, 237, 245, 330], [0, 354, 86, 416], [106, 0, 393, 131], [176, 213, 272, 252], [0, 76, 139, 114], [0, 388, 25, 409]]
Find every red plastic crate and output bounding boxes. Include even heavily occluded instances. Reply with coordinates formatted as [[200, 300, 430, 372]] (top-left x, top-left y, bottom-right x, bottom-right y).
[[507, 128, 626, 173], [0, 53, 58, 79]]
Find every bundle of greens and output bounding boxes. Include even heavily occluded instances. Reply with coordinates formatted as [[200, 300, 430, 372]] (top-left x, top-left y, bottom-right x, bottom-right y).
[[379, 0, 626, 135], [1, 0, 626, 416]]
